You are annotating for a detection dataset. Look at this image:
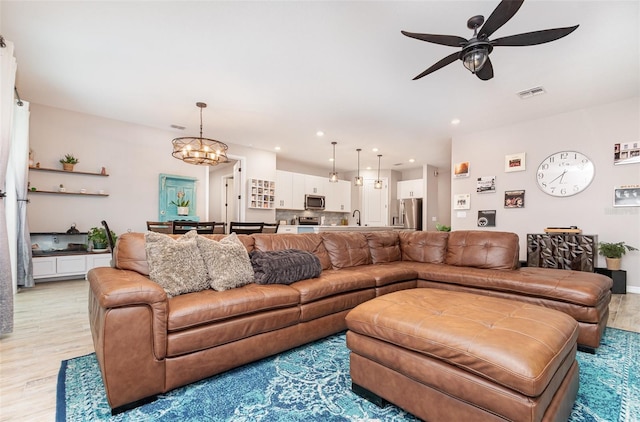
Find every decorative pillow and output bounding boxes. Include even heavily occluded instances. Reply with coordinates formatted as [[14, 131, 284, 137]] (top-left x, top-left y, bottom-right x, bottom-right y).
[[144, 230, 209, 297], [249, 249, 322, 285], [196, 233, 255, 291]]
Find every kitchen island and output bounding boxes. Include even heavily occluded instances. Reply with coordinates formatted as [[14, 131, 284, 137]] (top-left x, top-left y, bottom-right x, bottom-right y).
[[277, 225, 411, 234]]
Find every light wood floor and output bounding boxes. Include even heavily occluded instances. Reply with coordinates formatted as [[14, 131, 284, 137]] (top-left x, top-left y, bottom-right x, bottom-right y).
[[1, 280, 639, 421]]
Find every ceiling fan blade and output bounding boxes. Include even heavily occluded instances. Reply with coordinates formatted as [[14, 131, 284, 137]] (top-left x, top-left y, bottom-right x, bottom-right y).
[[479, 0, 525, 39], [401, 31, 467, 47], [491, 25, 579, 46], [476, 57, 494, 80], [412, 51, 460, 80]]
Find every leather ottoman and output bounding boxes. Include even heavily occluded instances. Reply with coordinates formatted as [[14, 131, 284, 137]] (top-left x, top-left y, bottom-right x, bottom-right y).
[[345, 289, 579, 422]]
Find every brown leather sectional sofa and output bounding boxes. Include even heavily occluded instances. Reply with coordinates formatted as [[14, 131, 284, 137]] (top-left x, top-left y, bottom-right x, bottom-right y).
[[87, 229, 612, 412]]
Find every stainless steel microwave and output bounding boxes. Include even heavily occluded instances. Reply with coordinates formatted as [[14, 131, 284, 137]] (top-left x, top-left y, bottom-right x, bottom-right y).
[[304, 194, 325, 210]]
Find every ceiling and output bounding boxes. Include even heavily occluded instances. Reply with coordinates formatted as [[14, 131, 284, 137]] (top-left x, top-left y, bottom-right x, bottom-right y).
[[2, 1, 638, 173]]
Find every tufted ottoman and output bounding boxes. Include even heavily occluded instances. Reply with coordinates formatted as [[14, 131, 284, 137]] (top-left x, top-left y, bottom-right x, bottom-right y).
[[345, 289, 579, 422]]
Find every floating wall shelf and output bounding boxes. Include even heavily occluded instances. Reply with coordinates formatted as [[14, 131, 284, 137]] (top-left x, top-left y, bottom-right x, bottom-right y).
[[29, 166, 109, 177]]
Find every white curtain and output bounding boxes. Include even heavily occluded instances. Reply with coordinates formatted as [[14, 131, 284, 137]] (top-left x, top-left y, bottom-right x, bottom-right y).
[[0, 39, 17, 335], [10, 101, 32, 288]]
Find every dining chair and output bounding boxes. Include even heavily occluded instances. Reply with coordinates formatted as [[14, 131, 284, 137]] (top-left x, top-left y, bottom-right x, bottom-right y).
[[146, 221, 172, 234], [212, 222, 226, 234], [261, 222, 280, 234], [172, 221, 215, 234], [229, 222, 264, 235]]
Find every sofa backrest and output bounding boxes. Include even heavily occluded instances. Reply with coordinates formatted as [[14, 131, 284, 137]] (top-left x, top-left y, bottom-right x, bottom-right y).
[[252, 233, 332, 270], [364, 231, 401, 264], [445, 230, 519, 270], [399, 231, 449, 263], [320, 232, 372, 269]]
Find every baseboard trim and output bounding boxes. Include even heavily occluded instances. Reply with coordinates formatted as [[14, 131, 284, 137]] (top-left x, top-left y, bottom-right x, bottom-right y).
[[626, 286, 640, 294]]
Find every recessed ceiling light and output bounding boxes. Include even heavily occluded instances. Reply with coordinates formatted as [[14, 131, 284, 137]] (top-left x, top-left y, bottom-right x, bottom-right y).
[[316, 131, 324, 137], [275, 146, 281, 151], [366, 166, 372, 170], [329, 158, 334, 162], [372, 148, 379, 152], [451, 119, 460, 125], [409, 158, 415, 163]]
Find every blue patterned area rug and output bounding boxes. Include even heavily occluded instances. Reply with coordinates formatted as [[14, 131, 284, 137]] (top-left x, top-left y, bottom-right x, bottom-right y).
[[57, 327, 639, 421]]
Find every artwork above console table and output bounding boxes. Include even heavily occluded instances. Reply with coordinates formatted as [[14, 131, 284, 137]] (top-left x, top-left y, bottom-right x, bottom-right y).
[[527, 233, 597, 272]]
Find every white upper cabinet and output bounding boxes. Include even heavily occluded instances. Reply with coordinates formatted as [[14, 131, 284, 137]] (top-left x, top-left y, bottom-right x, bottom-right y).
[[275, 170, 305, 210], [324, 179, 351, 212], [397, 179, 424, 199], [304, 175, 325, 195]]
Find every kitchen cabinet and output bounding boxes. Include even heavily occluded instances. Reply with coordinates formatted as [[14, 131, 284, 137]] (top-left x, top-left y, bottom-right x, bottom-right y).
[[304, 175, 325, 195], [397, 179, 424, 199], [324, 179, 351, 212], [275, 171, 304, 210]]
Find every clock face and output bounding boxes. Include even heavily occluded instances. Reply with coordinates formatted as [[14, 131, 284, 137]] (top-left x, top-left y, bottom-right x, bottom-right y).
[[536, 151, 595, 197]]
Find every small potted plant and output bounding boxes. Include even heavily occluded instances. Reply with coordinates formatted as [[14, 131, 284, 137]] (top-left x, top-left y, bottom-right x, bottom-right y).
[[171, 191, 190, 216], [598, 241, 638, 270], [436, 223, 451, 232], [88, 227, 117, 251], [60, 154, 79, 171]]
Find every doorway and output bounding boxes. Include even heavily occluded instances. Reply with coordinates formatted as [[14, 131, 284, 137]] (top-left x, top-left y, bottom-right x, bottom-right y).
[[362, 177, 389, 226], [205, 155, 245, 228]]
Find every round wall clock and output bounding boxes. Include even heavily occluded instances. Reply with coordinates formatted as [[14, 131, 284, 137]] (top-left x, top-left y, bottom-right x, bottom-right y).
[[536, 151, 595, 197]]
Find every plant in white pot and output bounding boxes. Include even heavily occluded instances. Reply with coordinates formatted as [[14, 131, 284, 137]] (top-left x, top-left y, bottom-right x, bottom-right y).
[[171, 191, 190, 216], [598, 241, 638, 270], [88, 227, 117, 251]]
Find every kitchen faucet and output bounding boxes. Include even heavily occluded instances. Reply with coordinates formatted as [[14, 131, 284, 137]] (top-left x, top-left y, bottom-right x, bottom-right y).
[[352, 209, 361, 226]]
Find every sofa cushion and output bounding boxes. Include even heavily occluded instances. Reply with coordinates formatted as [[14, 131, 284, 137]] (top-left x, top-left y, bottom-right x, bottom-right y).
[[196, 233, 255, 291], [446, 230, 519, 270], [399, 231, 449, 263], [250, 249, 322, 285], [252, 233, 332, 270], [321, 232, 371, 269], [364, 231, 401, 264], [144, 230, 209, 297]]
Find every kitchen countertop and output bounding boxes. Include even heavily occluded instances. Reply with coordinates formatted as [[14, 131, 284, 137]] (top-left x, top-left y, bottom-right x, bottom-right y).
[[315, 225, 411, 232]]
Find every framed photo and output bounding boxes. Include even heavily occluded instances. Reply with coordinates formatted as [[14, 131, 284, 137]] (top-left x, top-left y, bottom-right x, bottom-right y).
[[504, 152, 526, 172], [454, 161, 470, 178], [453, 193, 470, 210], [476, 176, 496, 193], [613, 185, 640, 207], [477, 210, 496, 227], [614, 143, 640, 165], [504, 190, 525, 208]]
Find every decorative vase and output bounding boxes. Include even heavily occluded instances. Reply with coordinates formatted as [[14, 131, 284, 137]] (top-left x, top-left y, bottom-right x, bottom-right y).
[[605, 257, 621, 271], [93, 241, 107, 250], [63, 163, 75, 171], [177, 207, 189, 216]]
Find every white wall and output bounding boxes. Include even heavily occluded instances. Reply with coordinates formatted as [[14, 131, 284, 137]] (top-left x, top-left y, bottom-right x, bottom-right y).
[[451, 97, 640, 290], [27, 104, 277, 234]]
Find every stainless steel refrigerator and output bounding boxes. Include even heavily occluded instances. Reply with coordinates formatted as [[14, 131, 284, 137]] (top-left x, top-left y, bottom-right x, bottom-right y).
[[400, 198, 423, 230]]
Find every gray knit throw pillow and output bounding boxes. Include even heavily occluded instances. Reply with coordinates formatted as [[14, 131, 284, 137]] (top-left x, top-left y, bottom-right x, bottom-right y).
[[145, 230, 209, 297], [196, 233, 255, 291]]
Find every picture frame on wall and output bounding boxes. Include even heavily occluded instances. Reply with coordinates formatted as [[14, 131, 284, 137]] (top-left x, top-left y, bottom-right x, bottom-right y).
[[454, 161, 470, 178], [477, 210, 496, 227], [504, 190, 525, 208], [453, 193, 470, 210], [613, 185, 640, 207], [614, 143, 640, 165], [476, 176, 496, 193], [504, 152, 526, 172]]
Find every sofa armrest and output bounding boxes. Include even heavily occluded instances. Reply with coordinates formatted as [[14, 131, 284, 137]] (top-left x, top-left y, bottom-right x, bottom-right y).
[[87, 268, 167, 360]]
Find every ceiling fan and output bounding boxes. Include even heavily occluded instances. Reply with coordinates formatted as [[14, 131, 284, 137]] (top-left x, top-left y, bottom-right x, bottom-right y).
[[401, 0, 578, 81]]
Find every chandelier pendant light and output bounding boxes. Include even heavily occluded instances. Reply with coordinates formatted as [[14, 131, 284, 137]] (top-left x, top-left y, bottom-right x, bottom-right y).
[[172, 102, 229, 166], [354, 148, 363, 187], [374, 154, 383, 189], [329, 141, 338, 183]]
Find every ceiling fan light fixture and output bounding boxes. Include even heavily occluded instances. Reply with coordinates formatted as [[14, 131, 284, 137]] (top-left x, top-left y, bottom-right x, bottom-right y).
[[462, 47, 488, 73], [172, 102, 229, 166], [329, 141, 339, 183]]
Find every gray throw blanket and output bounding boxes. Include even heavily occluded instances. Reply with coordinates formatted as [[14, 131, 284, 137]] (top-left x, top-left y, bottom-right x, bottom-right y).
[[249, 249, 322, 285]]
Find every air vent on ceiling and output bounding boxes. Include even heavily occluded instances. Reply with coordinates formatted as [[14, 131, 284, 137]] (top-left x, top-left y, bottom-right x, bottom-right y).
[[393, 163, 404, 167], [170, 124, 186, 130], [517, 86, 546, 99]]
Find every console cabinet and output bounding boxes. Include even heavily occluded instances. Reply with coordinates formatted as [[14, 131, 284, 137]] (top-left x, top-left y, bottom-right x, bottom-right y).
[[526, 233, 597, 272]]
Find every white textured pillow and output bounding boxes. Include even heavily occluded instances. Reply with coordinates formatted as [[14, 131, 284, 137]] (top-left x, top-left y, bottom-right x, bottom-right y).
[[196, 233, 255, 291], [145, 230, 209, 297]]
